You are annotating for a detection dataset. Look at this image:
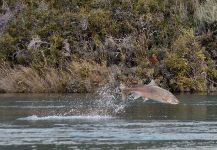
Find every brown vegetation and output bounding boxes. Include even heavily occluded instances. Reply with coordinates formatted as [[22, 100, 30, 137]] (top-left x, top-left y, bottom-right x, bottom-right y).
[[0, 0, 216, 93]]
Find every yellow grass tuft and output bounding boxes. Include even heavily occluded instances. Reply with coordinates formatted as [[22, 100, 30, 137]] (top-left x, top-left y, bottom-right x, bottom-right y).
[[0, 61, 109, 93]]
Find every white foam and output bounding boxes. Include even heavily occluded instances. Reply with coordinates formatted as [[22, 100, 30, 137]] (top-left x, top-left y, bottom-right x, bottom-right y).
[[17, 115, 113, 121], [0, 106, 66, 108]]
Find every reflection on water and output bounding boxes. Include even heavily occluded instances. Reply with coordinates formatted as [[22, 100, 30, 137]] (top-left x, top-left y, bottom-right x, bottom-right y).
[[0, 93, 217, 149]]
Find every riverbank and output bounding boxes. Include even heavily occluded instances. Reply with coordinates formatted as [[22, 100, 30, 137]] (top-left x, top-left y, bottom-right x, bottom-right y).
[[0, 61, 216, 93], [0, 0, 216, 93]]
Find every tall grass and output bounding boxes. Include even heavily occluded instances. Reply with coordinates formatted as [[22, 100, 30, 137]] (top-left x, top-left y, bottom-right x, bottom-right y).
[[0, 61, 109, 93]]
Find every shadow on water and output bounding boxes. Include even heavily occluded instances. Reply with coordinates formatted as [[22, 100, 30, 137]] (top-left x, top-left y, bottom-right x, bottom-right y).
[[0, 85, 217, 149]]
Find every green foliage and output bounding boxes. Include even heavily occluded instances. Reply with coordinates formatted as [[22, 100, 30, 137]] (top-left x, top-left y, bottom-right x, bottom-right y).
[[88, 9, 114, 35], [164, 28, 213, 92], [0, 0, 216, 93], [165, 53, 188, 76], [175, 75, 206, 92], [136, 0, 165, 13], [210, 69, 217, 78]]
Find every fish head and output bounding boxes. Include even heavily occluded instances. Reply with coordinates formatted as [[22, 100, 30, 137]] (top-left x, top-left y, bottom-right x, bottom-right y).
[[166, 96, 179, 105]]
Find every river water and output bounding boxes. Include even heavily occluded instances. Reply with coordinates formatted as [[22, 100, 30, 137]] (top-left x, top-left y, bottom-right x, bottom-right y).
[[0, 92, 217, 150]]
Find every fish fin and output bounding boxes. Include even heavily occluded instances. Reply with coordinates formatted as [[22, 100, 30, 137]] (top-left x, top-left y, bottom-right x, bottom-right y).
[[131, 92, 141, 100], [143, 97, 149, 102], [148, 80, 157, 86]]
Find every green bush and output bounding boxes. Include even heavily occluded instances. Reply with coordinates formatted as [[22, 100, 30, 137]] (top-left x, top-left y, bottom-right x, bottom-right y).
[[0, 0, 216, 93]]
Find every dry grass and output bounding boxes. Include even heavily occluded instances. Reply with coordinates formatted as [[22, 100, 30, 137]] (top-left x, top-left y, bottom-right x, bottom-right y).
[[0, 61, 109, 93], [195, 0, 217, 23]]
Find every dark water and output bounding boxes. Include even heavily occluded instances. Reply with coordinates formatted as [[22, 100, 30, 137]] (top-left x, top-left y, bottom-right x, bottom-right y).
[[0, 93, 217, 150]]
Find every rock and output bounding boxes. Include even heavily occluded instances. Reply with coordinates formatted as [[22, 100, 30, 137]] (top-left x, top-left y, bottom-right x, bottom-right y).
[[27, 36, 45, 51], [0, 88, 6, 93], [80, 17, 88, 30], [61, 39, 71, 57]]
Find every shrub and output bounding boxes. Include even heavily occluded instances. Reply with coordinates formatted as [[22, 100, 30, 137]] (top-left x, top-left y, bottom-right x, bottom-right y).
[[195, 0, 217, 23]]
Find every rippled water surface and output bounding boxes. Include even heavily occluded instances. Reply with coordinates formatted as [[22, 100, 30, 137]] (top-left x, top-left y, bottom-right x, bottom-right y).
[[0, 93, 217, 150]]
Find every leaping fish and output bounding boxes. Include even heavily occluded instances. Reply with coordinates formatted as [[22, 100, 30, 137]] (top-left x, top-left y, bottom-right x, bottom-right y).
[[120, 80, 179, 105]]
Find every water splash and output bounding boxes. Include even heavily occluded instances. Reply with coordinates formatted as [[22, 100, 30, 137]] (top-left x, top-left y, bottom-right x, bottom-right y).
[[18, 115, 113, 121], [17, 84, 127, 120], [63, 83, 127, 117], [94, 83, 127, 115]]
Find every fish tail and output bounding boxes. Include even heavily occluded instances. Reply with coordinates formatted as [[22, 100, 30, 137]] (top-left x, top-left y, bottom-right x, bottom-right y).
[[120, 83, 129, 101]]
